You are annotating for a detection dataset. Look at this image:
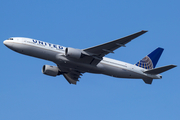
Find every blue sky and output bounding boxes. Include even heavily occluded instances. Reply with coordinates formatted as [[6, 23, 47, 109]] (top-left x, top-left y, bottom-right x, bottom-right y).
[[0, 0, 180, 120]]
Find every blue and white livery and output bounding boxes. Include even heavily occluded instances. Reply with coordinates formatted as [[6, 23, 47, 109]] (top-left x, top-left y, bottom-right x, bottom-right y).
[[3, 31, 177, 85]]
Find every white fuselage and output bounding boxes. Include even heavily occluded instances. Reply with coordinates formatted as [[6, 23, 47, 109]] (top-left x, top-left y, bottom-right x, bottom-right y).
[[3, 37, 161, 80]]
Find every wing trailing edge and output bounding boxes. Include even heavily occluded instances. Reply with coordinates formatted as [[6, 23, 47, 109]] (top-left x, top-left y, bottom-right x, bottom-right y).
[[84, 30, 147, 57]]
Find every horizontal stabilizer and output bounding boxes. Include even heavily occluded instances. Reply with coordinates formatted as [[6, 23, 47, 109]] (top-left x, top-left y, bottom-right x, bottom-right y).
[[144, 65, 177, 74]]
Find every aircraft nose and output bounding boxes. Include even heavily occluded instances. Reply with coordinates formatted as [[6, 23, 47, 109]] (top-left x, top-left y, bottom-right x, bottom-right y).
[[3, 40, 13, 49], [3, 40, 8, 46]]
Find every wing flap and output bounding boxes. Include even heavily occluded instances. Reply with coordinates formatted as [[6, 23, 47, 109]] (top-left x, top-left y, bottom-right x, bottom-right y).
[[63, 70, 84, 85], [63, 73, 79, 85], [57, 65, 84, 85]]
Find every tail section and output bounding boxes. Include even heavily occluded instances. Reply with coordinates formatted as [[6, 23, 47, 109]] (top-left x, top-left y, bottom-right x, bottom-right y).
[[136, 47, 177, 85], [143, 64, 176, 84], [135, 47, 164, 69], [144, 65, 177, 74], [143, 78, 153, 84]]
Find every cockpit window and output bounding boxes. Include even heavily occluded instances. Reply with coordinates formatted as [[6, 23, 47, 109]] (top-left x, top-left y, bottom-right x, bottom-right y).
[[8, 38, 13, 40]]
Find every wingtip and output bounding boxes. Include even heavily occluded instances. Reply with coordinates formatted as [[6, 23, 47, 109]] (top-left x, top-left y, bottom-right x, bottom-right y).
[[142, 30, 148, 33], [172, 65, 177, 67]]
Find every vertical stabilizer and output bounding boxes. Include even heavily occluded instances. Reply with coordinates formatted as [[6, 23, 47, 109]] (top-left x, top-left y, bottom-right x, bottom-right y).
[[135, 47, 164, 69], [143, 78, 153, 84]]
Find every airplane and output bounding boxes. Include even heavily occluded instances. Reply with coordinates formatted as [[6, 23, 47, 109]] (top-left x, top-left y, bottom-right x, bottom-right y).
[[3, 30, 177, 85]]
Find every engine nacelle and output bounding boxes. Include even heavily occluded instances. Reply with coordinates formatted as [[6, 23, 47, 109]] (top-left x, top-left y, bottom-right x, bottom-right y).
[[65, 47, 82, 59], [42, 65, 61, 77]]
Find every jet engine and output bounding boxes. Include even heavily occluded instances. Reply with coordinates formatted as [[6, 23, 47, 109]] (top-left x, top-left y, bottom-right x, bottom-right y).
[[65, 47, 82, 59], [42, 65, 61, 77]]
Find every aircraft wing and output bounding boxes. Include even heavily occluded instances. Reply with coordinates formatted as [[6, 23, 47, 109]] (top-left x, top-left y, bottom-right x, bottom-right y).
[[83, 30, 147, 58], [63, 72, 82, 85], [57, 65, 84, 84]]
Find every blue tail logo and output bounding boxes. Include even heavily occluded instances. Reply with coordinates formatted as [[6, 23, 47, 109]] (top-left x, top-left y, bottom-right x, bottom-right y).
[[135, 47, 164, 69]]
